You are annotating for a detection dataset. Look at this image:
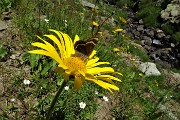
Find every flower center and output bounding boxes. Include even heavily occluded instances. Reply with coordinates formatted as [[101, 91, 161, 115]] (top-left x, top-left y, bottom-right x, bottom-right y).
[[64, 57, 86, 73]]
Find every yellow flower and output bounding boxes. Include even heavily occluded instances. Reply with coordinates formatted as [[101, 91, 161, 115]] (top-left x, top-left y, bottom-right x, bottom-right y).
[[114, 28, 123, 33], [29, 29, 121, 92], [92, 8, 99, 14], [113, 48, 120, 52], [119, 17, 127, 24], [130, 58, 136, 61], [148, 86, 151, 91], [139, 73, 143, 77], [92, 21, 99, 27], [98, 32, 103, 36], [154, 80, 158, 87]]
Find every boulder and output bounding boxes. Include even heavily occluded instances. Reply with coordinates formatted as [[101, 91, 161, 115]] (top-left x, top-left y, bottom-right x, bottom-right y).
[[138, 62, 161, 76]]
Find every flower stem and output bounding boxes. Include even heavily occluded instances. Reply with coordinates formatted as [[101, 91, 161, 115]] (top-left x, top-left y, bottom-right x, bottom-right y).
[[46, 79, 68, 120]]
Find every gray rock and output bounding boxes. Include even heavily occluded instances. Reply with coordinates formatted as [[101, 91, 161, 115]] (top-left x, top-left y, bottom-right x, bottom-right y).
[[138, 62, 161, 76], [142, 36, 152, 45], [137, 25, 144, 31], [164, 35, 171, 40], [144, 45, 151, 51], [150, 53, 160, 60], [139, 19, 143, 24], [134, 31, 140, 37], [81, 0, 99, 9], [144, 39, 152, 46], [152, 39, 162, 46], [170, 43, 175, 47], [0, 20, 8, 31], [156, 60, 171, 68], [161, 48, 172, 54], [141, 40, 145, 46], [166, 71, 180, 87], [156, 29, 165, 38], [145, 29, 154, 37]]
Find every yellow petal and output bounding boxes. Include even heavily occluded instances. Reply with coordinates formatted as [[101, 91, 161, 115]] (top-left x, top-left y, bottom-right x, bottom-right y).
[[74, 35, 80, 44], [32, 40, 62, 64], [96, 75, 122, 82], [74, 73, 85, 89], [87, 67, 114, 74], [92, 21, 99, 27], [64, 71, 71, 81], [31, 42, 49, 52], [48, 29, 66, 58], [86, 57, 99, 66], [79, 70, 86, 77], [89, 50, 96, 59], [119, 17, 126, 24], [86, 78, 119, 92], [114, 28, 123, 32], [58, 64, 68, 70], [113, 48, 120, 52], [87, 62, 110, 68], [43, 34, 64, 59], [94, 80, 119, 91], [28, 50, 63, 65], [28, 50, 49, 56], [35, 36, 63, 62], [115, 72, 123, 76], [63, 33, 74, 57]]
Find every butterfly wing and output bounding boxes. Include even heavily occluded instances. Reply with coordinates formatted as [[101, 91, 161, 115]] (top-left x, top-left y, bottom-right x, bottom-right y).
[[74, 38, 98, 57]]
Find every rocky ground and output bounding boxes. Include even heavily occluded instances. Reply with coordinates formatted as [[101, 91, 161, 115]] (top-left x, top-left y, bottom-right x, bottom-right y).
[[126, 9, 180, 69], [0, 1, 180, 119]]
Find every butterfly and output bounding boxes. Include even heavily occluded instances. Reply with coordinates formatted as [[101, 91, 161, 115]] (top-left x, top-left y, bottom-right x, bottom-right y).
[[73, 38, 98, 61]]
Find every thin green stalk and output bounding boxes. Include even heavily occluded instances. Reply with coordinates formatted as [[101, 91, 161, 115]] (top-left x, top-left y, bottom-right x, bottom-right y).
[[46, 79, 68, 120]]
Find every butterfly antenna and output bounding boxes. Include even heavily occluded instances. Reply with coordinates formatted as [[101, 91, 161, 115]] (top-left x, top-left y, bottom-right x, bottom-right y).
[[93, 11, 115, 37]]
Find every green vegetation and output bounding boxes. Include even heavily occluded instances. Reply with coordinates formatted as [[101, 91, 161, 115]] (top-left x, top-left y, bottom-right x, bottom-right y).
[[172, 32, 180, 42], [0, 0, 179, 120], [0, 43, 7, 59], [0, 0, 14, 13], [136, 3, 161, 27]]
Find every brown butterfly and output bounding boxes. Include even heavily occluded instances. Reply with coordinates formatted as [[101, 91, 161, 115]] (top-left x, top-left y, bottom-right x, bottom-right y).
[[73, 38, 98, 61]]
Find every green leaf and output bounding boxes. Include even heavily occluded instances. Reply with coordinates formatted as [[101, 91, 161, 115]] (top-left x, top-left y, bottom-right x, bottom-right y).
[[0, 43, 7, 58], [22, 53, 31, 62], [42, 79, 47, 89], [29, 54, 41, 69], [41, 60, 52, 75], [57, 78, 64, 86]]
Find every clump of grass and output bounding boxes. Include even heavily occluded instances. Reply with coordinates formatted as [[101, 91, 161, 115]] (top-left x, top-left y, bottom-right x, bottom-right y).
[[161, 23, 176, 34], [171, 32, 180, 42], [136, 1, 161, 27], [128, 44, 150, 62], [1, 0, 179, 120]]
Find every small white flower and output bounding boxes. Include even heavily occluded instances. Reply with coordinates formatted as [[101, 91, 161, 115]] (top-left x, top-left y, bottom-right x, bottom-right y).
[[112, 64, 117, 67], [65, 23, 68, 27], [23, 79, 31, 85], [64, 86, 69, 90], [44, 18, 49, 23], [10, 98, 15, 102], [64, 20, 68, 27], [103, 96, 108, 102], [79, 102, 86, 109], [95, 91, 98, 95]]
